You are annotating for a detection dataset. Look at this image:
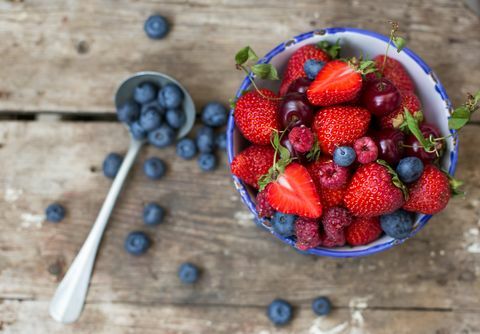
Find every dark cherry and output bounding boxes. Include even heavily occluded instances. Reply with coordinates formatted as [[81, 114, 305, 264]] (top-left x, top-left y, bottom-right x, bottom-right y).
[[286, 77, 312, 95], [361, 77, 401, 117], [279, 92, 314, 129], [374, 129, 405, 166], [404, 123, 443, 163]]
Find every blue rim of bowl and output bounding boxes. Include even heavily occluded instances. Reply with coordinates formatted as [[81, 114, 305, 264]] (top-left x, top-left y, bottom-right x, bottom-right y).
[[226, 27, 459, 258]]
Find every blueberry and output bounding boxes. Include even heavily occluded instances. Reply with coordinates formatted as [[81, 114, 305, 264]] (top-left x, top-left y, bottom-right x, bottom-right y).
[[333, 146, 356, 167], [158, 83, 183, 109], [380, 209, 414, 239], [165, 108, 186, 129], [124, 231, 150, 255], [45, 203, 66, 223], [196, 126, 215, 153], [176, 138, 197, 160], [267, 299, 293, 326], [134, 82, 158, 104], [144, 14, 169, 39], [271, 212, 296, 237], [140, 106, 163, 132], [201, 102, 228, 127], [396, 157, 424, 183], [103, 153, 123, 179], [304, 59, 325, 80], [143, 157, 166, 180], [215, 132, 227, 151], [117, 100, 140, 124], [143, 202, 165, 225], [197, 153, 217, 172], [312, 296, 332, 316], [148, 124, 176, 148], [178, 262, 200, 284], [141, 99, 165, 115], [130, 122, 147, 140]]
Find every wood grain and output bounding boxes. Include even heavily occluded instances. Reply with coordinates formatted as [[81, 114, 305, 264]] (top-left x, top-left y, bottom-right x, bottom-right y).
[[0, 121, 479, 333], [0, 0, 479, 114]]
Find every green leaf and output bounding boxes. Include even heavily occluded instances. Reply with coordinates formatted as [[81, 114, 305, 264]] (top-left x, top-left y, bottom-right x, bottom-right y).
[[251, 64, 279, 80], [317, 39, 342, 59], [235, 46, 258, 65], [448, 106, 471, 130], [392, 36, 406, 52], [229, 98, 236, 110], [404, 109, 433, 149], [306, 138, 321, 161]]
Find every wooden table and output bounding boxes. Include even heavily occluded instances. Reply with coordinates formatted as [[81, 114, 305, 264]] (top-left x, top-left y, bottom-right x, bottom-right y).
[[1, 1, 479, 333]]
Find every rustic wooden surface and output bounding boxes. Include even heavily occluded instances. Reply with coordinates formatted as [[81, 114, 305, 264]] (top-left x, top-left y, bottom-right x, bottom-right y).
[[1, 0, 480, 333]]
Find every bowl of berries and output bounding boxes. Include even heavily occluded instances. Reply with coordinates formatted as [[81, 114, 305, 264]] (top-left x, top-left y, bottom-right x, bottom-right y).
[[227, 26, 477, 257]]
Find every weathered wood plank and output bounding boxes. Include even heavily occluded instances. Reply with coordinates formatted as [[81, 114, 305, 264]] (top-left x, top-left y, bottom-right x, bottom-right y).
[[1, 300, 479, 334], [0, 0, 479, 113], [0, 121, 479, 318]]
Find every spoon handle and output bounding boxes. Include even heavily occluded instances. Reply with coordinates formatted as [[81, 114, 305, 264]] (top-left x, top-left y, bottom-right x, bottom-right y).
[[49, 139, 143, 323]]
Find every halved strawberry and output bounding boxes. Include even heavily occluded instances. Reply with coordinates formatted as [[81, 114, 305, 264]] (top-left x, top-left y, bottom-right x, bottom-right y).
[[234, 89, 280, 145], [373, 55, 415, 92], [306, 60, 363, 106], [279, 44, 330, 96], [231, 145, 275, 189], [265, 163, 322, 218]]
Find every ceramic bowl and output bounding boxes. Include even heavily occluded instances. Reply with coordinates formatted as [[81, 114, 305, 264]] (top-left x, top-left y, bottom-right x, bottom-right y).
[[226, 27, 458, 257]]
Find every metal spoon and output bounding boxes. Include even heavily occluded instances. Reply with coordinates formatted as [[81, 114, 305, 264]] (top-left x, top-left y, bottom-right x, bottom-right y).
[[49, 72, 196, 324]]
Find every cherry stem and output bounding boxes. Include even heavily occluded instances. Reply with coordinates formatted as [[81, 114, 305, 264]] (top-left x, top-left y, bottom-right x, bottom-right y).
[[238, 65, 283, 101], [381, 21, 399, 74]]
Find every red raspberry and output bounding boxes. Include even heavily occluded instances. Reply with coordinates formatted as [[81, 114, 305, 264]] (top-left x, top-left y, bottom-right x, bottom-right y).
[[295, 217, 321, 251], [321, 207, 352, 238], [345, 216, 382, 246], [321, 230, 346, 248], [256, 190, 274, 218], [288, 125, 314, 153], [317, 161, 349, 189], [353, 136, 378, 164]]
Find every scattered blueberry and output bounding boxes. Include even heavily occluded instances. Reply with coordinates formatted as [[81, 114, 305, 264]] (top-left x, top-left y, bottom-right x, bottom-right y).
[[267, 299, 293, 326], [333, 146, 356, 167], [45, 203, 66, 223], [103, 153, 123, 179], [215, 132, 227, 150], [396, 157, 424, 183], [143, 157, 166, 180], [124, 231, 151, 255], [158, 83, 183, 109], [176, 138, 197, 160], [166, 108, 186, 129], [129, 122, 147, 140], [197, 153, 217, 171], [196, 126, 215, 153], [201, 102, 228, 127], [380, 209, 414, 239], [143, 202, 165, 225], [134, 82, 158, 104], [148, 124, 176, 148], [117, 100, 140, 124], [144, 14, 169, 40], [178, 262, 200, 284], [312, 296, 332, 316], [304, 59, 325, 80], [271, 212, 296, 237], [140, 106, 163, 132]]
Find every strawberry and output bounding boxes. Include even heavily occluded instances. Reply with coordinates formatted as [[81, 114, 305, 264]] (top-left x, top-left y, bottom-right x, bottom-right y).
[[345, 216, 382, 246], [344, 162, 405, 217], [373, 55, 415, 92], [379, 90, 422, 130], [306, 60, 363, 106], [279, 44, 330, 96], [234, 89, 280, 145], [265, 163, 322, 218], [231, 145, 275, 189], [403, 164, 451, 214], [307, 157, 346, 209], [313, 106, 371, 155]]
